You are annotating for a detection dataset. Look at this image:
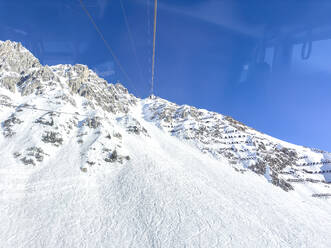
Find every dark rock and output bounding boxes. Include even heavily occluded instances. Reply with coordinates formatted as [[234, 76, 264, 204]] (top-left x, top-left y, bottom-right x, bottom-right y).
[[42, 131, 63, 146], [105, 150, 118, 163], [21, 157, 35, 166], [26, 147, 46, 162], [113, 132, 122, 139], [35, 113, 54, 126], [84, 117, 102, 129], [13, 152, 21, 158], [2, 114, 23, 137], [86, 161, 95, 166]]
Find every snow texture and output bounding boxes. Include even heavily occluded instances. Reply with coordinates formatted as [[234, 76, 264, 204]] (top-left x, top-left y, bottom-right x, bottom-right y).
[[0, 40, 331, 247]]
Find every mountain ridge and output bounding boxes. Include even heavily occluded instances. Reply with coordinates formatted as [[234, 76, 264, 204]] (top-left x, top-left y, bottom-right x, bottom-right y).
[[1, 40, 330, 193], [0, 39, 331, 247]]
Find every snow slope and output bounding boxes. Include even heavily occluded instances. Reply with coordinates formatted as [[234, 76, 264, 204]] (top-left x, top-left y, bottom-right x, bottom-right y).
[[0, 40, 331, 247]]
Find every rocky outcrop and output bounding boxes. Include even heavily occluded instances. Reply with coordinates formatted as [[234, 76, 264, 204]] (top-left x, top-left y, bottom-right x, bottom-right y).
[[0, 40, 137, 115], [0, 40, 41, 93], [51, 64, 137, 114], [143, 97, 331, 191], [14, 146, 48, 166], [2, 114, 23, 137], [41, 131, 63, 147]]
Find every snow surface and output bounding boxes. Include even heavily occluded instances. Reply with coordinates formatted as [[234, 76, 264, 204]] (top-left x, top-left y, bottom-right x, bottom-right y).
[[0, 100, 330, 247], [0, 40, 331, 247]]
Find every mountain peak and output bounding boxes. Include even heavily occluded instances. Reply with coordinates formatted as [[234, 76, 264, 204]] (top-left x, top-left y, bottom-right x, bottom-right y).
[[1, 41, 330, 193], [1, 40, 331, 247], [0, 41, 136, 114], [0, 40, 41, 73]]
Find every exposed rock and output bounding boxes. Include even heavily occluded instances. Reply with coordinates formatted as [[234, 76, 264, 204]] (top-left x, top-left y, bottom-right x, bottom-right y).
[[41, 131, 63, 146], [118, 116, 149, 136], [224, 116, 247, 132], [13, 152, 21, 158], [0, 76, 19, 92], [113, 132, 122, 139], [271, 174, 294, 191], [312, 193, 331, 198], [51, 64, 137, 114], [14, 147, 48, 166], [2, 114, 23, 137], [35, 112, 55, 126], [0, 41, 137, 115], [21, 157, 36, 166], [144, 97, 330, 191], [0, 94, 11, 105], [104, 150, 118, 163], [26, 147, 47, 162], [84, 117, 102, 129], [104, 150, 130, 164], [0, 40, 41, 74], [86, 161, 95, 166]]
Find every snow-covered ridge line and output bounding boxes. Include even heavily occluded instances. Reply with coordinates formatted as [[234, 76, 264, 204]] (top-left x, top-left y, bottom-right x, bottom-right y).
[[0, 40, 137, 114], [0, 40, 331, 248], [0, 39, 330, 194]]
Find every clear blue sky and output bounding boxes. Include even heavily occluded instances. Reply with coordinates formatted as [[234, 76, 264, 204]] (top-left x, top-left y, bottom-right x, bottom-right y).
[[0, 0, 330, 152]]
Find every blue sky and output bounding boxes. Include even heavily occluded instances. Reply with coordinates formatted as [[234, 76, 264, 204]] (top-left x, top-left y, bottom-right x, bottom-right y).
[[0, 0, 330, 151]]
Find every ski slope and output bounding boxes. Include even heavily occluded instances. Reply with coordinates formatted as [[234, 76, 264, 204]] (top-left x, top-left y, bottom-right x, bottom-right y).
[[0, 101, 331, 247], [0, 40, 331, 247]]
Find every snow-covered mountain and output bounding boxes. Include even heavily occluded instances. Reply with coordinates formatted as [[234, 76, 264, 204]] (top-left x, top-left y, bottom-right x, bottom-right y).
[[0, 40, 330, 247]]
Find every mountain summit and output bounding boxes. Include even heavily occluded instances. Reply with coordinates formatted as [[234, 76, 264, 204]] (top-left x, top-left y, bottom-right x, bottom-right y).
[[0, 40, 330, 247]]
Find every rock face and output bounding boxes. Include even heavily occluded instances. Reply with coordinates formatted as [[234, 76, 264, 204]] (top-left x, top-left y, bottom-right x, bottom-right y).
[[51, 64, 137, 113], [0, 40, 137, 170], [143, 95, 331, 192], [0, 41, 41, 93], [0, 40, 330, 194], [0, 40, 137, 114]]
